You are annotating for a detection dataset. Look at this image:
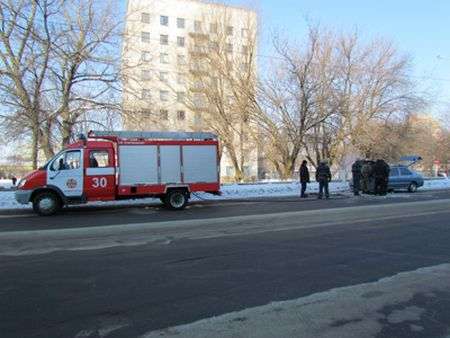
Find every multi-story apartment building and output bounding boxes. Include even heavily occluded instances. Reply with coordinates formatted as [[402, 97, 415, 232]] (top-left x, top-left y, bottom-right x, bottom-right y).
[[122, 0, 259, 180]]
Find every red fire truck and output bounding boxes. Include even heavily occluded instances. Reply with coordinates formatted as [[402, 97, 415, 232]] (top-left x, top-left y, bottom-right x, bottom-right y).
[[15, 131, 221, 215]]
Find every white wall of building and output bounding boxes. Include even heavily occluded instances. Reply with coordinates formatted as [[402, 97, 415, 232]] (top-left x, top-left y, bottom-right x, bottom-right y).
[[123, 0, 259, 180]]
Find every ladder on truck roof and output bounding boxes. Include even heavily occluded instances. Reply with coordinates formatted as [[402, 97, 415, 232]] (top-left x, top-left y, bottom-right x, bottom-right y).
[[88, 130, 218, 141]]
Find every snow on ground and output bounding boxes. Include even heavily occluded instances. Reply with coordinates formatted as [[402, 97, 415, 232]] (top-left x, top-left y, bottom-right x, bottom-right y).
[[0, 179, 15, 190], [0, 178, 448, 210], [423, 177, 450, 190]]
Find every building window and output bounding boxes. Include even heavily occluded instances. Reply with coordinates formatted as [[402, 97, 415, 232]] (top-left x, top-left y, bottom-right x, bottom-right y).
[[89, 151, 109, 168], [159, 71, 168, 83], [240, 62, 248, 71], [141, 89, 151, 100], [160, 15, 168, 26], [226, 43, 233, 53], [160, 52, 169, 64], [194, 112, 201, 125], [141, 51, 151, 62], [226, 26, 234, 36], [177, 18, 185, 29], [141, 69, 151, 81], [141, 109, 152, 116], [209, 41, 219, 52], [177, 36, 185, 47], [243, 166, 251, 176], [241, 28, 249, 38], [141, 32, 150, 43], [193, 93, 205, 108], [177, 91, 185, 103], [160, 90, 169, 101], [177, 110, 186, 120], [160, 109, 169, 120], [242, 45, 248, 55], [141, 13, 150, 24], [160, 34, 169, 45], [194, 20, 202, 32], [226, 166, 234, 177], [177, 54, 186, 65], [210, 23, 218, 33], [177, 73, 186, 84]]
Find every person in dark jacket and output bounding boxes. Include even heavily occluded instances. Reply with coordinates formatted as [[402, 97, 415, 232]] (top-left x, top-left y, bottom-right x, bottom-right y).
[[373, 159, 389, 195], [380, 160, 390, 195], [299, 160, 310, 198], [316, 160, 332, 199], [351, 159, 362, 196]]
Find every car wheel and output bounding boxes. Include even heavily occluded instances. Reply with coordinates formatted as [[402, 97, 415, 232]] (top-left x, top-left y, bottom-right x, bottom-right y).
[[32, 192, 62, 216], [408, 182, 418, 193], [164, 190, 188, 210]]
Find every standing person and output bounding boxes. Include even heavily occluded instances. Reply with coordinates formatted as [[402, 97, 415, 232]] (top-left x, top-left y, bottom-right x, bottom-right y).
[[373, 159, 386, 196], [351, 159, 362, 196], [381, 160, 390, 195], [316, 159, 332, 199], [11, 176, 17, 186], [299, 160, 310, 198]]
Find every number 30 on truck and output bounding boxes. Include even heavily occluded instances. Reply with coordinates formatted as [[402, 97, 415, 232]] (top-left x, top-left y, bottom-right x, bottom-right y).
[[15, 131, 221, 215]]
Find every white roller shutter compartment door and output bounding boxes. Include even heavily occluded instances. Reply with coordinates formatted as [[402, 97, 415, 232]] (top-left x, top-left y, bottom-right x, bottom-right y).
[[119, 145, 158, 185], [182, 145, 218, 183], [160, 145, 182, 183]]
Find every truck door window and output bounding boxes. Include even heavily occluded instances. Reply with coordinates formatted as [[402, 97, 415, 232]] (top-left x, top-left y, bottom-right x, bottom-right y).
[[50, 153, 65, 171], [89, 151, 109, 168], [50, 151, 81, 171]]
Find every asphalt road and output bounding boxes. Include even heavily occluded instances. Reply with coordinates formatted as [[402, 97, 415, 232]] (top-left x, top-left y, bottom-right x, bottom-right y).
[[1, 191, 450, 338], [0, 189, 450, 231]]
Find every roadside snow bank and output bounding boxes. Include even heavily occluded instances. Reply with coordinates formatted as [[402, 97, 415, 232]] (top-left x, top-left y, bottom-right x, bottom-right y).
[[0, 181, 349, 210], [0, 178, 448, 211], [423, 177, 450, 190], [0, 179, 14, 190]]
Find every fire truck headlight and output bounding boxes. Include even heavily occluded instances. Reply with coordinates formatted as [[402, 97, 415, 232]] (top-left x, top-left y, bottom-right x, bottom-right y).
[[18, 179, 27, 188]]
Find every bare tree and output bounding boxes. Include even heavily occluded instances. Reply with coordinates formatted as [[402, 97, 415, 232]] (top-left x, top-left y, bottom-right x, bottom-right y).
[[0, 0, 55, 168], [180, 8, 258, 181], [253, 26, 422, 179], [323, 32, 420, 168], [0, 0, 124, 167], [47, 0, 122, 148], [252, 27, 338, 178]]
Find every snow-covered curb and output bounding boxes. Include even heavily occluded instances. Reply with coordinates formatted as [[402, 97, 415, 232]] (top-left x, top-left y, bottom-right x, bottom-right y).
[[0, 178, 449, 211]]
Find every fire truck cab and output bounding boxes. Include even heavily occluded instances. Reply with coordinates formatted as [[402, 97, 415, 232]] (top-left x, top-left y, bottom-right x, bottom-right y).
[[15, 131, 221, 215]]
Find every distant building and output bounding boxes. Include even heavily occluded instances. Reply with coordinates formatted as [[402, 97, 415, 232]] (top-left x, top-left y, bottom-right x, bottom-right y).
[[122, 0, 259, 180]]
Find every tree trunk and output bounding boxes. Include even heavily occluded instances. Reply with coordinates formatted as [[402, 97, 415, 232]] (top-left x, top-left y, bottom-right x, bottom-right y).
[[31, 123, 39, 170], [40, 123, 55, 160], [61, 118, 73, 147]]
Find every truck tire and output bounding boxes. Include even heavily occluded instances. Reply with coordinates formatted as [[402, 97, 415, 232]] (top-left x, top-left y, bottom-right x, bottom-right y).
[[33, 191, 62, 216], [164, 190, 188, 210]]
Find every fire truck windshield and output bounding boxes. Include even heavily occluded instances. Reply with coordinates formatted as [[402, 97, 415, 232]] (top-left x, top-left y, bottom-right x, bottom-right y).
[[39, 151, 64, 170]]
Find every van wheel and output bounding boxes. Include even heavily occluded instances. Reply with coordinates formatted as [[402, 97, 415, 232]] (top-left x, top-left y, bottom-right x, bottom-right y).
[[408, 182, 418, 193], [33, 192, 62, 216], [164, 190, 188, 210]]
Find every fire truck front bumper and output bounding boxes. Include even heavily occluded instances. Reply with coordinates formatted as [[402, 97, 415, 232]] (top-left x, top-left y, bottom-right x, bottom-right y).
[[15, 190, 32, 205]]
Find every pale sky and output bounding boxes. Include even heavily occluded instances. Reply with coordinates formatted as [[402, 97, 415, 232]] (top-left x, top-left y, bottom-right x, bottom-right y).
[[224, 0, 450, 119]]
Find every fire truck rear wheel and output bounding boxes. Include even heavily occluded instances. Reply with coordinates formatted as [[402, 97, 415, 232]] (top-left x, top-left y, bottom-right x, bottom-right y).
[[165, 190, 188, 210], [33, 192, 62, 216]]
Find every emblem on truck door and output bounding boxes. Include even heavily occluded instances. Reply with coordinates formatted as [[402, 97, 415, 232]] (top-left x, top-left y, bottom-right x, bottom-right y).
[[66, 178, 77, 189]]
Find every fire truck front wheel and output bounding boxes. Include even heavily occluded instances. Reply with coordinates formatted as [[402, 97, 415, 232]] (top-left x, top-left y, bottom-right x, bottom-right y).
[[164, 190, 188, 210], [33, 191, 62, 216]]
